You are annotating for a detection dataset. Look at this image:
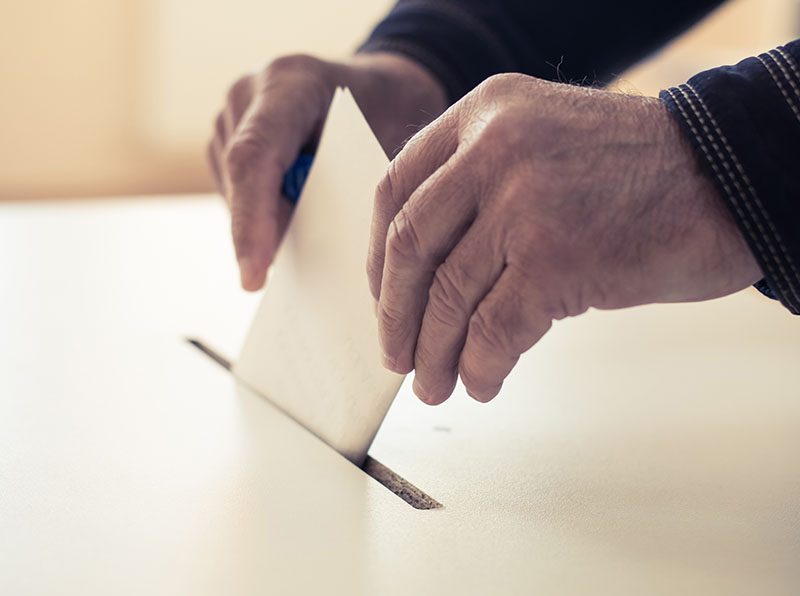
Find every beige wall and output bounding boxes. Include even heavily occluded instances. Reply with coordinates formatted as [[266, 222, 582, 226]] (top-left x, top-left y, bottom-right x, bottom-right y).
[[0, 0, 797, 200], [0, 0, 393, 199], [619, 0, 800, 96]]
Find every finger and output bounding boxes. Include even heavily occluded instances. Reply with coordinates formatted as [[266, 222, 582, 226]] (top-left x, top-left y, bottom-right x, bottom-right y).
[[458, 269, 552, 402], [377, 153, 477, 374], [367, 111, 459, 302], [410, 217, 505, 404], [227, 136, 288, 291], [227, 83, 331, 291], [223, 75, 255, 136]]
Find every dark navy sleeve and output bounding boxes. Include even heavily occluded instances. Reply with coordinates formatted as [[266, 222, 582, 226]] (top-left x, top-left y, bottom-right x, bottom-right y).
[[358, 0, 724, 103], [660, 41, 800, 315]]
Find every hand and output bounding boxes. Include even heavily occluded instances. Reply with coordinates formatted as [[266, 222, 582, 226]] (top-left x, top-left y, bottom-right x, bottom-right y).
[[209, 52, 447, 290], [367, 74, 762, 404]]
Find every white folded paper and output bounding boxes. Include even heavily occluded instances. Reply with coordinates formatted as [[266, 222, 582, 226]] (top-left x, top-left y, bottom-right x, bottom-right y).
[[233, 88, 405, 465]]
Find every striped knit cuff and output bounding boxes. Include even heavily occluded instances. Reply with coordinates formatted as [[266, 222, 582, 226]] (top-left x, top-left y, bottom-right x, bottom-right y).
[[660, 44, 800, 315]]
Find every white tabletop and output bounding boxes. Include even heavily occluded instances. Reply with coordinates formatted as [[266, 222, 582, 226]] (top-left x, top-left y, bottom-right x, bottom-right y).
[[1, 196, 798, 595]]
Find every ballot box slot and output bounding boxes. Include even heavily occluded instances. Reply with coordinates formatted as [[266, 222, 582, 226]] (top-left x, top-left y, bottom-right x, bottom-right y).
[[360, 456, 441, 510], [187, 337, 233, 370], [186, 338, 443, 510]]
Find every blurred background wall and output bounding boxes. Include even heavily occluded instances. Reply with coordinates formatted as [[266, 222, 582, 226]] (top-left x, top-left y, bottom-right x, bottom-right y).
[[0, 0, 797, 200]]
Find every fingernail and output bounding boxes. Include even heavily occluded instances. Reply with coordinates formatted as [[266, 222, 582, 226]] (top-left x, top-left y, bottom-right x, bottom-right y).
[[412, 378, 436, 405], [381, 352, 396, 371], [466, 386, 498, 403], [238, 257, 260, 291]]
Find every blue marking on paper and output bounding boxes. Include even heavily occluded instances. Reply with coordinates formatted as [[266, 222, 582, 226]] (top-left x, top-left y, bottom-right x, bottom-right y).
[[282, 153, 315, 204]]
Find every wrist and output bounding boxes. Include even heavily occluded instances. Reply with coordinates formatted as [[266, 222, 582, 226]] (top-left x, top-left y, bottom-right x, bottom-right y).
[[342, 52, 448, 154], [656, 98, 764, 297]]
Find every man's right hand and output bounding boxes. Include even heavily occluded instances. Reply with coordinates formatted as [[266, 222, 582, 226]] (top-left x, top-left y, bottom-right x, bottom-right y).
[[208, 52, 448, 291]]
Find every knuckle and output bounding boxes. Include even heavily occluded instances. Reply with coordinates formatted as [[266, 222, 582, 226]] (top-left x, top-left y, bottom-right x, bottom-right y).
[[467, 75, 536, 148], [478, 73, 506, 95], [480, 72, 528, 95], [374, 167, 393, 202], [427, 266, 470, 328], [478, 110, 527, 154], [261, 54, 335, 111], [264, 53, 322, 78], [227, 75, 252, 104], [375, 160, 405, 213], [401, 126, 431, 156], [386, 208, 424, 264], [378, 301, 411, 344], [373, 173, 394, 217], [469, 306, 514, 355], [223, 135, 264, 184]]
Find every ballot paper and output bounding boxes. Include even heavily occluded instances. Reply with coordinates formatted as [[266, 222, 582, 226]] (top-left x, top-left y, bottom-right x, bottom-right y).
[[233, 88, 405, 466]]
